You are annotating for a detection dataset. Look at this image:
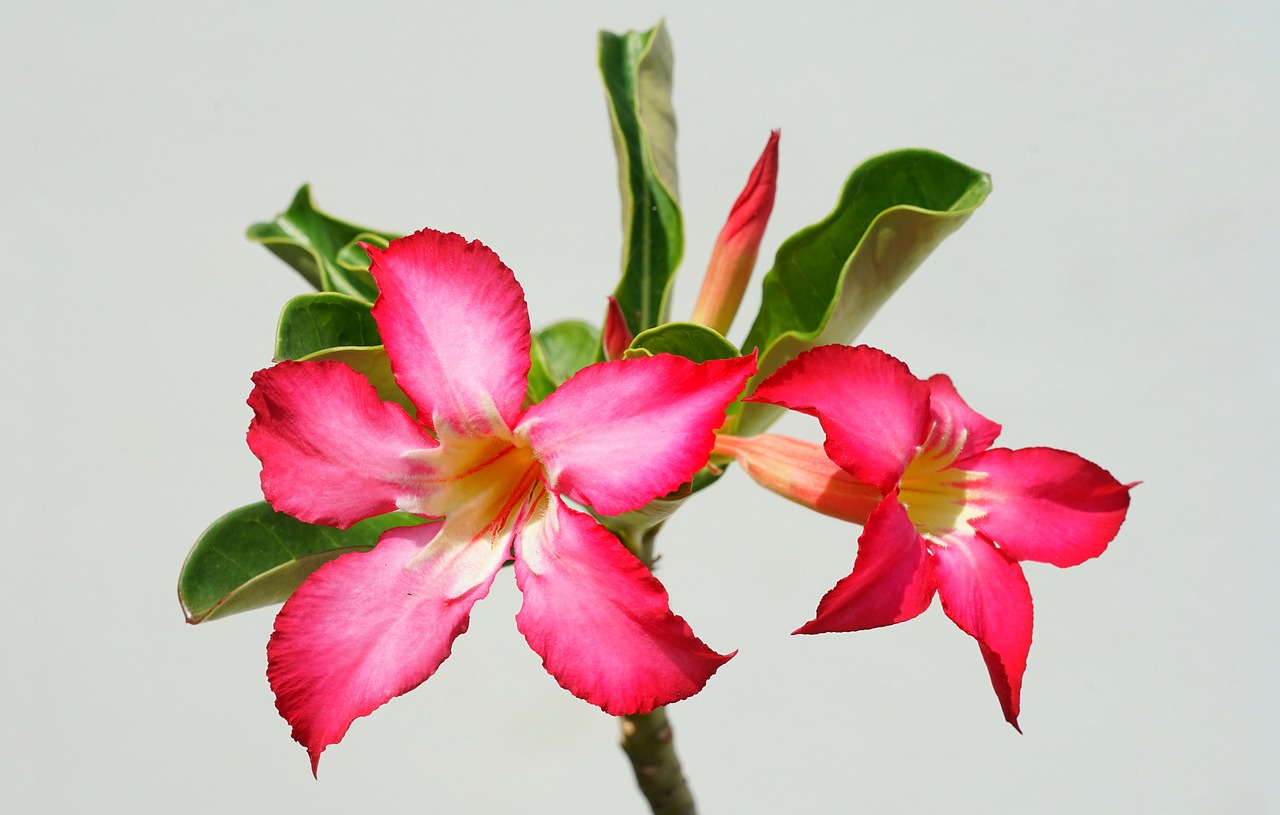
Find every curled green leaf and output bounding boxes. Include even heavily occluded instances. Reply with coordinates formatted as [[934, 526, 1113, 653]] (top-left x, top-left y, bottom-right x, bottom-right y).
[[599, 21, 683, 336], [247, 185, 398, 302], [738, 149, 992, 435]]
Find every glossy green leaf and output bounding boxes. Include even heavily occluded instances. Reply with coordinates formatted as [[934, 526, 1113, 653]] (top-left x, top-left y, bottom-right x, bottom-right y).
[[247, 185, 399, 302], [274, 292, 382, 361], [298, 345, 415, 416], [527, 320, 601, 403], [179, 503, 432, 623], [738, 149, 992, 435], [627, 321, 739, 364], [599, 21, 683, 336]]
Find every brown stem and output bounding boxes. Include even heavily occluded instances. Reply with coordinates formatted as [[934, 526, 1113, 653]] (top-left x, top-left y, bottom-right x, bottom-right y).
[[614, 523, 698, 815]]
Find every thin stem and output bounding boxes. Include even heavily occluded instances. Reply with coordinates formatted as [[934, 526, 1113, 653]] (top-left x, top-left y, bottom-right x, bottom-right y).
[[615, 524, 699, 815]]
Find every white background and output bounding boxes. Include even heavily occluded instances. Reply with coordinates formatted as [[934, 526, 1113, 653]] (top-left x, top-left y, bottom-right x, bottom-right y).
[[4, 1, 1276, 812]]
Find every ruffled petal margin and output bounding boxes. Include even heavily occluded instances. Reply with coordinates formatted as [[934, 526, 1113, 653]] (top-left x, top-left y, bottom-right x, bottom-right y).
[[267, 522, 508, 774], [513, 497, 733, 715], [794, 492, 935, 634], [366, 229, 531, 436], [749, 345, 931, 493], [247, 360, 438, 528], [518, 354, 756, 516], [930, 531, 1033, 730], [966, 447, 1133, 567]]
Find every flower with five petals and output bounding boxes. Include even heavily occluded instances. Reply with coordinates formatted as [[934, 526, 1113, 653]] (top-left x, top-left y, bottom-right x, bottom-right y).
[[714, 344, 1132, 728], [248, 229, 756, 771]]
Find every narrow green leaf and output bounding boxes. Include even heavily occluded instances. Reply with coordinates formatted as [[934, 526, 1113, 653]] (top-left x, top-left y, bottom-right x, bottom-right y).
[[598, 21, 683, 336], [527, 320, 601, 403], [738, 149, 992, 435], [274, 292, 382, 361], [247, 185, 399, 302], [179, 503, 431, 623]]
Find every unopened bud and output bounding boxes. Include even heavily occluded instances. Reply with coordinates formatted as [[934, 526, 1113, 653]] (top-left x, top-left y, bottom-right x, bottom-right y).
[[690, 130, 780, 335]]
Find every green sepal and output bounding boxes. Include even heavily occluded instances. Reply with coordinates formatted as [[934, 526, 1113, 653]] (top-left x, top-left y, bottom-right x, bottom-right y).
[[738, 149, 992, 435], [274, 292, 382, 361], [178, 502, 433, 623], [598, 21, 683, 337], [247, 185, 398, 302], [526, 320, 601, 404]]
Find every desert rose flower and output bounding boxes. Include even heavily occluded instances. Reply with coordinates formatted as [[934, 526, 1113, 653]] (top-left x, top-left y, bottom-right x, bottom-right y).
[[714, 344, 1132, 727], [248, 228, 756, 771]]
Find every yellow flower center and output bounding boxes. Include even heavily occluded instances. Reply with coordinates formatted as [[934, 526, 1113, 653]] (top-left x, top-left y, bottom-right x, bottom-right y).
[[408, 424, 544, 554], [896, 426, 986, 540]]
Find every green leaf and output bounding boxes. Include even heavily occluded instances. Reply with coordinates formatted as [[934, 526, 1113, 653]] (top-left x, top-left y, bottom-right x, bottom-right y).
[[627, 321, 739, 364], [274, 292, 382, 361], [527, 320, 601, 403], [598, 21, 683, 336], [179, 503, 431, 623], [738, 149, 992, 435], [247, 185, 399, 302]]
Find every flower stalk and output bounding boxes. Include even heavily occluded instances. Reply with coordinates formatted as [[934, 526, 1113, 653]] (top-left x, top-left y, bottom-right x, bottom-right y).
[[617, 524, 699, 815]]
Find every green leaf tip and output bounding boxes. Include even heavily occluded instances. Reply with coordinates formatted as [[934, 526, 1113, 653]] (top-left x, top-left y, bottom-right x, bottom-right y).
[[247, 185, 398, 302]]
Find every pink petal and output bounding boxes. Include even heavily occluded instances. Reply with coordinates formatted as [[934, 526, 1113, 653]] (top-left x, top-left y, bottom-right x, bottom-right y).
[[267, 522, 509, 773], [518, 353, 756, 516], [925, 374, 1002, 461], [513, 496, 733, 715], [965, 447, 1133, 567], [247, 360, 438, 528], [749, 345, 932, 492], [365, 229, 531, 435], [930, 531, 1033, 729], [795, 492, 936, 634]]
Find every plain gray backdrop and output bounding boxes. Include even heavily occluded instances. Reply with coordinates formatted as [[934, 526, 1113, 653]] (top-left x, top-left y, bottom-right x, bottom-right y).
[[4, 0, 1276, 812]]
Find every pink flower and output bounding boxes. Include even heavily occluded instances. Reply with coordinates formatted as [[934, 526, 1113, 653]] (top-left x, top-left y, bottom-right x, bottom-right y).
[[715, 344, 1132, 728], [247, 229, 756, 771], [689, 130, 780, 335]]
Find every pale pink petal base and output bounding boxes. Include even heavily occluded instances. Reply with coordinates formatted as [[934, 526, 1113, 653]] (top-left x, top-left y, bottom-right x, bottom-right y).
[[967, 447, 1132, 567], [519, 353, 755, 516], [795, 492, 936, 634], [930, 531, 1034, 729], [749, 345, 931, 492], [267, 522, 508, 773], [513, 497, 733, 715], [247, 360, 438, 528]]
